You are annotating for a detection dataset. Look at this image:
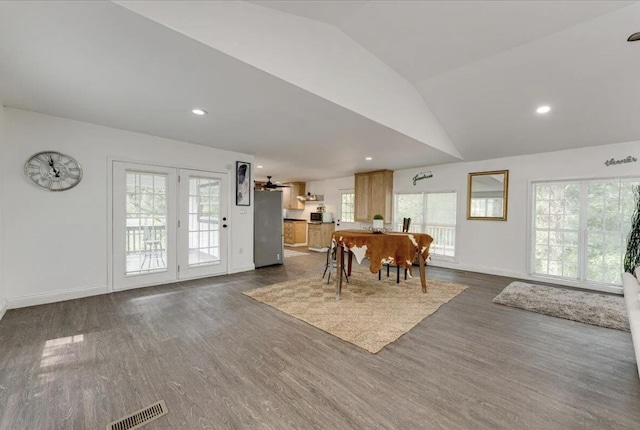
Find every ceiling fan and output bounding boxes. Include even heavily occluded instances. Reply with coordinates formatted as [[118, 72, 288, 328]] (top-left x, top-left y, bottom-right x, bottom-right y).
[[257, 176, 290, 190]]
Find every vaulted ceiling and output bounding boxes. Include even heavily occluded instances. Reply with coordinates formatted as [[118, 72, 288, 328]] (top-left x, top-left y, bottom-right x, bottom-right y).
[[1, 1, 639, 182]]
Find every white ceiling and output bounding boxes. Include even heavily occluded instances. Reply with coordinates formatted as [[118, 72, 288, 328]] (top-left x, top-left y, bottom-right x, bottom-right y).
[[254, 1, 633, 82], [2, 1, 640, 182]]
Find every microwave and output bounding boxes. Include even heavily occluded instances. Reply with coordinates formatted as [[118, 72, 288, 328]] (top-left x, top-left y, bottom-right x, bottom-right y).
[[310, 212, 333, 223]]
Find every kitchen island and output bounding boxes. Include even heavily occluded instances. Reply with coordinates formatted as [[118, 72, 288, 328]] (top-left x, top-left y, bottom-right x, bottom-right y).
[[307, 222, 335, 252]]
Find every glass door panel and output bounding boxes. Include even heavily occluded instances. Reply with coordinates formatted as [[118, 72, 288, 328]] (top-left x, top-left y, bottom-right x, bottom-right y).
[[585, 180, 638, 284], [531, 179, 639, 287], [188, 177, 220, 267], [125, 172, 168, 274], [179, 169, 228, 279], [113, 162, 177, 290]]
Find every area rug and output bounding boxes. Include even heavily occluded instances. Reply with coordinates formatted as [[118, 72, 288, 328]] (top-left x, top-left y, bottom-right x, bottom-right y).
[[243, 269, 467, 353], [493, 281, 629, 331], [283, 248, 309, 258]]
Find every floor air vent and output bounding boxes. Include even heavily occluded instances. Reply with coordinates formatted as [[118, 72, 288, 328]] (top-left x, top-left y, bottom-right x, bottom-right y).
[[107, 400, 168, 430]]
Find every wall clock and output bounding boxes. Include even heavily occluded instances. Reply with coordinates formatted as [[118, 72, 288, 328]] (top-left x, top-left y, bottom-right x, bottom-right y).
[[24, 151, 83, 191]]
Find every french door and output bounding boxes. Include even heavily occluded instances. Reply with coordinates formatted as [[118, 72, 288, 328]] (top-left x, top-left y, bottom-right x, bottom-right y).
[[112, 162, 228, 290], [178, 169, 228, 279]]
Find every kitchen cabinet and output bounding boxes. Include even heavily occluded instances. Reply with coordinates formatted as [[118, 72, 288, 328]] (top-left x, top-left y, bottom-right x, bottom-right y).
[[307, 223, 335, 251], [354, 170, 393, 222], [282, 182, 306, 210], [284, 220, 306, 245]]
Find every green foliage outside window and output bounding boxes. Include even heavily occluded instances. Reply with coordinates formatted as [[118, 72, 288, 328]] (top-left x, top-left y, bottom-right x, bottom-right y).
[[624, 186, 640, 273]]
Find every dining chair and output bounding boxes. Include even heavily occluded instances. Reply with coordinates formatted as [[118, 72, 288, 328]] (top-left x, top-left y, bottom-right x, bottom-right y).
[[380, 217, 411, 283], [140, 225, 165, 269]]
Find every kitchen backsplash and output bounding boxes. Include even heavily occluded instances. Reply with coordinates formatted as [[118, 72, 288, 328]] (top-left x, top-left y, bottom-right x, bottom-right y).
[[283, 208, 304, 219]]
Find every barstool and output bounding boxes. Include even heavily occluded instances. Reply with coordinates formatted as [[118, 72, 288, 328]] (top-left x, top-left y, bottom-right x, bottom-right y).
[[322, 241, 349, 284]]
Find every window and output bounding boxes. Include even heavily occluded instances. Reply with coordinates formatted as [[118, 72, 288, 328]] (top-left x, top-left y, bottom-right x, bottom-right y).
[[341, 191, 355, 222], [394, 192, 457, 257], [532, 178, 639, 286]]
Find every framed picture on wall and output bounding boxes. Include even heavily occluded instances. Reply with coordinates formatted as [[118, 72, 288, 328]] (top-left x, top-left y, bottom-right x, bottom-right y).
[[236, 161, 251, 206]]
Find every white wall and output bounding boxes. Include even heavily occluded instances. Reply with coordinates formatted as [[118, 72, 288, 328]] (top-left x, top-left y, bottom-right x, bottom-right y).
[[2, 108, 254, 308], [0, 106, 6, 320], [308, 141, 640, 292], [303, 176, 356, 228]]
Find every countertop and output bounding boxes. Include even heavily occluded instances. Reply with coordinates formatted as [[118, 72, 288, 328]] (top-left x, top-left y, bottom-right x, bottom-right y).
[[283, 218, 306, 222]]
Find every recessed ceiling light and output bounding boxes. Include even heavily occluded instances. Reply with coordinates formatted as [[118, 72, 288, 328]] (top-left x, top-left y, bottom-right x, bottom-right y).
[[191, 108, 207, 116], [536, 105, 551, 114], [257, 165, 263, 169], [365, 157, 373, 161]]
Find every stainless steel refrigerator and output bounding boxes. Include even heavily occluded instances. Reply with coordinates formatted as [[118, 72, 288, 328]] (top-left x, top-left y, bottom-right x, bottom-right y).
[[254, 190, 284, 268]]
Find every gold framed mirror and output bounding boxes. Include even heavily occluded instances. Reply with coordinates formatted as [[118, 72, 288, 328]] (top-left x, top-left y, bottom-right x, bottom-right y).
[[467, 170, 509, 221]]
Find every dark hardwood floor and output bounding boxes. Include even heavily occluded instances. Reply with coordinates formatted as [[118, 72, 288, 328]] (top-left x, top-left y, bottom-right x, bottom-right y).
[[0, 250, 638, 429]]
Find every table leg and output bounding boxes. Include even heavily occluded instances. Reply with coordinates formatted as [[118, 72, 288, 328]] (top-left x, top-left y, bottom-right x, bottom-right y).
[[335, 244, 344, 300], [419, 253, 427, 293]]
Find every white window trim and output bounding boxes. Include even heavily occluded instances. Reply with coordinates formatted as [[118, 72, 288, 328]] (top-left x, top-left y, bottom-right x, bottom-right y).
[[339, 189, 355, 223]]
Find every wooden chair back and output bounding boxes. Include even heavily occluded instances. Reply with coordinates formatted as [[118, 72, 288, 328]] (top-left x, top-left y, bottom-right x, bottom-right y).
[[402, 217, 411, 233]]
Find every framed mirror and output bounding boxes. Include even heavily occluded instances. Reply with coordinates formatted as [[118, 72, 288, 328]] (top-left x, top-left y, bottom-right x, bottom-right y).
[[467, 170, 509, 221]]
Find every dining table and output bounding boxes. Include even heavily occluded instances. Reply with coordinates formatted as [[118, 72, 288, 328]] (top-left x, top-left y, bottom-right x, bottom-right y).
[[331, 229, 434, 300]]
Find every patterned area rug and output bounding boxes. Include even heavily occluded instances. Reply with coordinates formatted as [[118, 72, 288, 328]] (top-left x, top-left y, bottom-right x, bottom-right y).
[[283, 248, 309, 258], [493, 281, 629, 331], [243, 269, 467, 353]]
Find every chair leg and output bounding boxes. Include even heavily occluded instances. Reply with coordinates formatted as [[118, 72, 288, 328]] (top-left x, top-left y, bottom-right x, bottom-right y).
[[322, 249, 330, 279], [396, 265, 400, 283], [378, 270, 381, 280], [324, 247, 336, 283], [404, 268, 408, 280], [154, 245, 163, 267]]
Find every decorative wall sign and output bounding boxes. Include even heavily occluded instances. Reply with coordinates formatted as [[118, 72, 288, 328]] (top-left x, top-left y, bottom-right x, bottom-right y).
[[412, 171, 433, 186], [604, 156, 637, 166]]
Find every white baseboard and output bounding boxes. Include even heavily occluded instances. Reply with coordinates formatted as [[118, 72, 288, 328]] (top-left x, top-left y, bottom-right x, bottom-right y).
[[7, 285, 108, 309], [229, 264, 255, 274], [427, 260, 523, 279], [0, 299, 7, 322], [427, 260, 622, 295]]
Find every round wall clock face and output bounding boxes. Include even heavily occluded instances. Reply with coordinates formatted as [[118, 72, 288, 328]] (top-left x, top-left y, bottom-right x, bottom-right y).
[[24, 151, 83, 191]]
